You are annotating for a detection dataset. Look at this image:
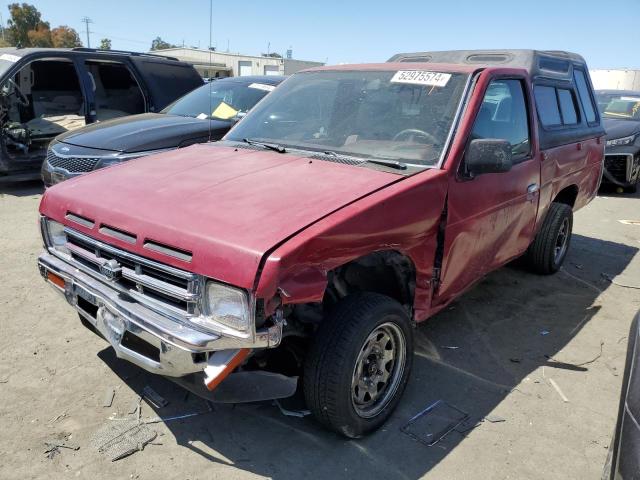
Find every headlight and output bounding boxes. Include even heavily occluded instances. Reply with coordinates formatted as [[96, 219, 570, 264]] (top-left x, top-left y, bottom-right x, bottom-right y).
[[191, 282, 251, 334], [606, 134, 637, 147], [44, 219, 70, 257]]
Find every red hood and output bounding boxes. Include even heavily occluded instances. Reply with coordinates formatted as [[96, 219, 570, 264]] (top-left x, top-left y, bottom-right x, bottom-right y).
[[40, 144, 400, 289]]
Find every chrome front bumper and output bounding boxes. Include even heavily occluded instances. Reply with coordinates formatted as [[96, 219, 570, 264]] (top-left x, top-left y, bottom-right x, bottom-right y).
[[38, 252, 282, 377]]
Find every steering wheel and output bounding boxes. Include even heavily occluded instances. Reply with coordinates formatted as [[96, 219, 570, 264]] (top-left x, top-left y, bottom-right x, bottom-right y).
[[392, 128, 438, 144], [7, 78, 29, 107]]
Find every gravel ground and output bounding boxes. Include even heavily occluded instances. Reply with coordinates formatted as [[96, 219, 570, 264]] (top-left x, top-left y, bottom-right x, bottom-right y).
[[0, 181, 638, 480]]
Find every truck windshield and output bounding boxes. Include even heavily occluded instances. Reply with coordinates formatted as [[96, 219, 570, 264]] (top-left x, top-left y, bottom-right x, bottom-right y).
[[161, 81, 275, 121], [596, 92, 640, 120], [226, 70, 468, 166]]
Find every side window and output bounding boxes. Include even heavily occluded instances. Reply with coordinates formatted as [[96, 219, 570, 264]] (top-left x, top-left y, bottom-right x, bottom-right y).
[[534, 85, 561, 127], [557, 89, 578, 125], [471, 79, 530, 162], [573, 69, 597, 123]]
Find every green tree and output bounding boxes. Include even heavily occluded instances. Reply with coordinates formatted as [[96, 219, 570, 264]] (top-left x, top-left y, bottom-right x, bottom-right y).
[[51, 25, 82, 47], [26, 25, 51, 47], [99, 38, 111, 50], [150, 36, 176, 51], [6, 2, 50, 47]]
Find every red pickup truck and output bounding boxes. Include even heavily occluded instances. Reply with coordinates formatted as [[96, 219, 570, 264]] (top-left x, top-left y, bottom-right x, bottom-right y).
[[37, 50, 604, 438]]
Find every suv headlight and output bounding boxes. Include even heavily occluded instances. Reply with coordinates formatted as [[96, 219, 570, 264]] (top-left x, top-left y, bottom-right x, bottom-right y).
[[44, 219, 70, 257], [191, 282, 251, 335], [606, 134, 637, 147]]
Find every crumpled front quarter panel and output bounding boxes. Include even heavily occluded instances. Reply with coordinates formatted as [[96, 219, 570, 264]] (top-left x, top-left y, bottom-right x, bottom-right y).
[[256, 168, 449, 321]]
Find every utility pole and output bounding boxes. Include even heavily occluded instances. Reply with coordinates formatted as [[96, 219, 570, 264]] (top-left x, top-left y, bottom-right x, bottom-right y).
[[81, 17, 93, 48]]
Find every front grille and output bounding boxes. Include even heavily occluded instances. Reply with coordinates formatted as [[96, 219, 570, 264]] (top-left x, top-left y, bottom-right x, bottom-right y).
[[63, 228, 202, 316], [604, 155, 630, 183], [46, 150, 100, 173]]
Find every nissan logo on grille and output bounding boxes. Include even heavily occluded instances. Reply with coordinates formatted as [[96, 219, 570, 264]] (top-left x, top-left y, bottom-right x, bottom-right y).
[[99, 259, 122, 281]]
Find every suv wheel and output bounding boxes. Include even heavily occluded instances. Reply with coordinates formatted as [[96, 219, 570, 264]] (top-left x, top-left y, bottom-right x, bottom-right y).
[[525, 201, 573, 274], [303, 292, 413, 438]]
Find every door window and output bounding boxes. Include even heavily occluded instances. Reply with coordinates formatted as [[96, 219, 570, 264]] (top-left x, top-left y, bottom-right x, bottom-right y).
[[470, 79, 530, 162], [84, 60, 145, 121]]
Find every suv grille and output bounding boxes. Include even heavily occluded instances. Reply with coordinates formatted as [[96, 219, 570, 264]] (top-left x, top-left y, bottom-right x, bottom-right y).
[[63, 228, 201, 316], [604, 155, 629, 183], [47, 150, 101, 173]]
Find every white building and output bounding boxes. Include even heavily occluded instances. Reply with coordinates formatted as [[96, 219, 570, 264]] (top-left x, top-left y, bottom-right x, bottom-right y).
[[590, 69, 640, 91], [149, 47, 324, 78]]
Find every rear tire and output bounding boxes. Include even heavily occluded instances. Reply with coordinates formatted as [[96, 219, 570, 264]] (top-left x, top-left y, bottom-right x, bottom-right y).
[[525, 202, 573, 275], [303, 292, 413, 438]]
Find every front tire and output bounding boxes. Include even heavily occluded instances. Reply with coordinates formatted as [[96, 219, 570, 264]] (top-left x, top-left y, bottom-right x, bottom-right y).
[[525, 202, 573, 274], [303, 293, 413, 438]]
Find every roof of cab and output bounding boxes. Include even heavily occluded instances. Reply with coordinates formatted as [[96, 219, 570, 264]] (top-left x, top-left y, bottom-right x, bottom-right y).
[[301, 62, 478, 74], [387, 49, 588, 80]]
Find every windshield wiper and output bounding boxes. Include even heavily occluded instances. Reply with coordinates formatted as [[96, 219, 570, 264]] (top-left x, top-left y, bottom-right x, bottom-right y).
[[243, 138, 286, 153], [321, 150, 407, 170], [365, 158, 408, 170]]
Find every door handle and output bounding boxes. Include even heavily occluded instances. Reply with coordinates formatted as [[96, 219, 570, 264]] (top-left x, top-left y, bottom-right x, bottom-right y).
[[527, 183, 539, 194]]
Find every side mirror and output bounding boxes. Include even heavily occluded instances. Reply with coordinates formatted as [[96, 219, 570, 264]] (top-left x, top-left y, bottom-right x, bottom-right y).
[[465, 139, 513, 176]]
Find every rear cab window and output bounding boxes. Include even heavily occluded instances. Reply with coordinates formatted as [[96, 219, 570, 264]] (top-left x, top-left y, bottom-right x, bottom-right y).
[[534, 85, 580, 127], [573, 69, 597, 123], [534, 85, 561, 127]]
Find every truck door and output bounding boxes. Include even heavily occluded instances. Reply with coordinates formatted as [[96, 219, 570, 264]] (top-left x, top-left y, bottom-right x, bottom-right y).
[[433, 77, 540, 306]]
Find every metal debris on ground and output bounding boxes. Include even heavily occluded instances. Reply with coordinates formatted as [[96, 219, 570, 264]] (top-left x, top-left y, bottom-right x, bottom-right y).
[[401, 400, 469, 446], [440, 346, 460, 350], [143, 409, 213, 425], [103, 387, 116, 407], [273, 399, 311, 418], [142, 386, 168, 408], [540, 330, 550, 336], [548, 378, 569, 403], [43, 439, 79, 459], [90, 419, 157, 462], [545, 340, 604, 368], [484, 414, 506, 423], [48, 411, 69, 425], [128, 395, 142, 416]]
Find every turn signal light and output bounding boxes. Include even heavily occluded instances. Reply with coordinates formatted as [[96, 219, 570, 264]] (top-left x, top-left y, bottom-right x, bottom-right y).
[[47, 271, 65, 289]]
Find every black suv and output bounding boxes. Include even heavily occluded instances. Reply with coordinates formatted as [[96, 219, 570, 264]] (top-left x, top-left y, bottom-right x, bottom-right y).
[[596, 90, 640, 193], [0, 47, 203, 179], [41, 75, 284, 186]]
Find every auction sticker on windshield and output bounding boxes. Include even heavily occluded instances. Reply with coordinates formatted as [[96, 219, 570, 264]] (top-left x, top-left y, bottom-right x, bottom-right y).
[[391, 71, 451, 87], [0, 53, 20, 63], [248, 83, 276, 92]]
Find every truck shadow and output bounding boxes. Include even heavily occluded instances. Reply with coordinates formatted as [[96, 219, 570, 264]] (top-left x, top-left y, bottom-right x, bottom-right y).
[[98, 233, 637, 479]]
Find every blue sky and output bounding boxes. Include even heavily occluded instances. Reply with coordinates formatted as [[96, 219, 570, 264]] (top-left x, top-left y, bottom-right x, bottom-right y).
[[20, 0, 640, 68]]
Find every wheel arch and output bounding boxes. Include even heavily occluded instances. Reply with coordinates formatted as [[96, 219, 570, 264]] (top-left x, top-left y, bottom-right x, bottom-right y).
[[323, 250, 417, 312], [553, 184, 579, 208]]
